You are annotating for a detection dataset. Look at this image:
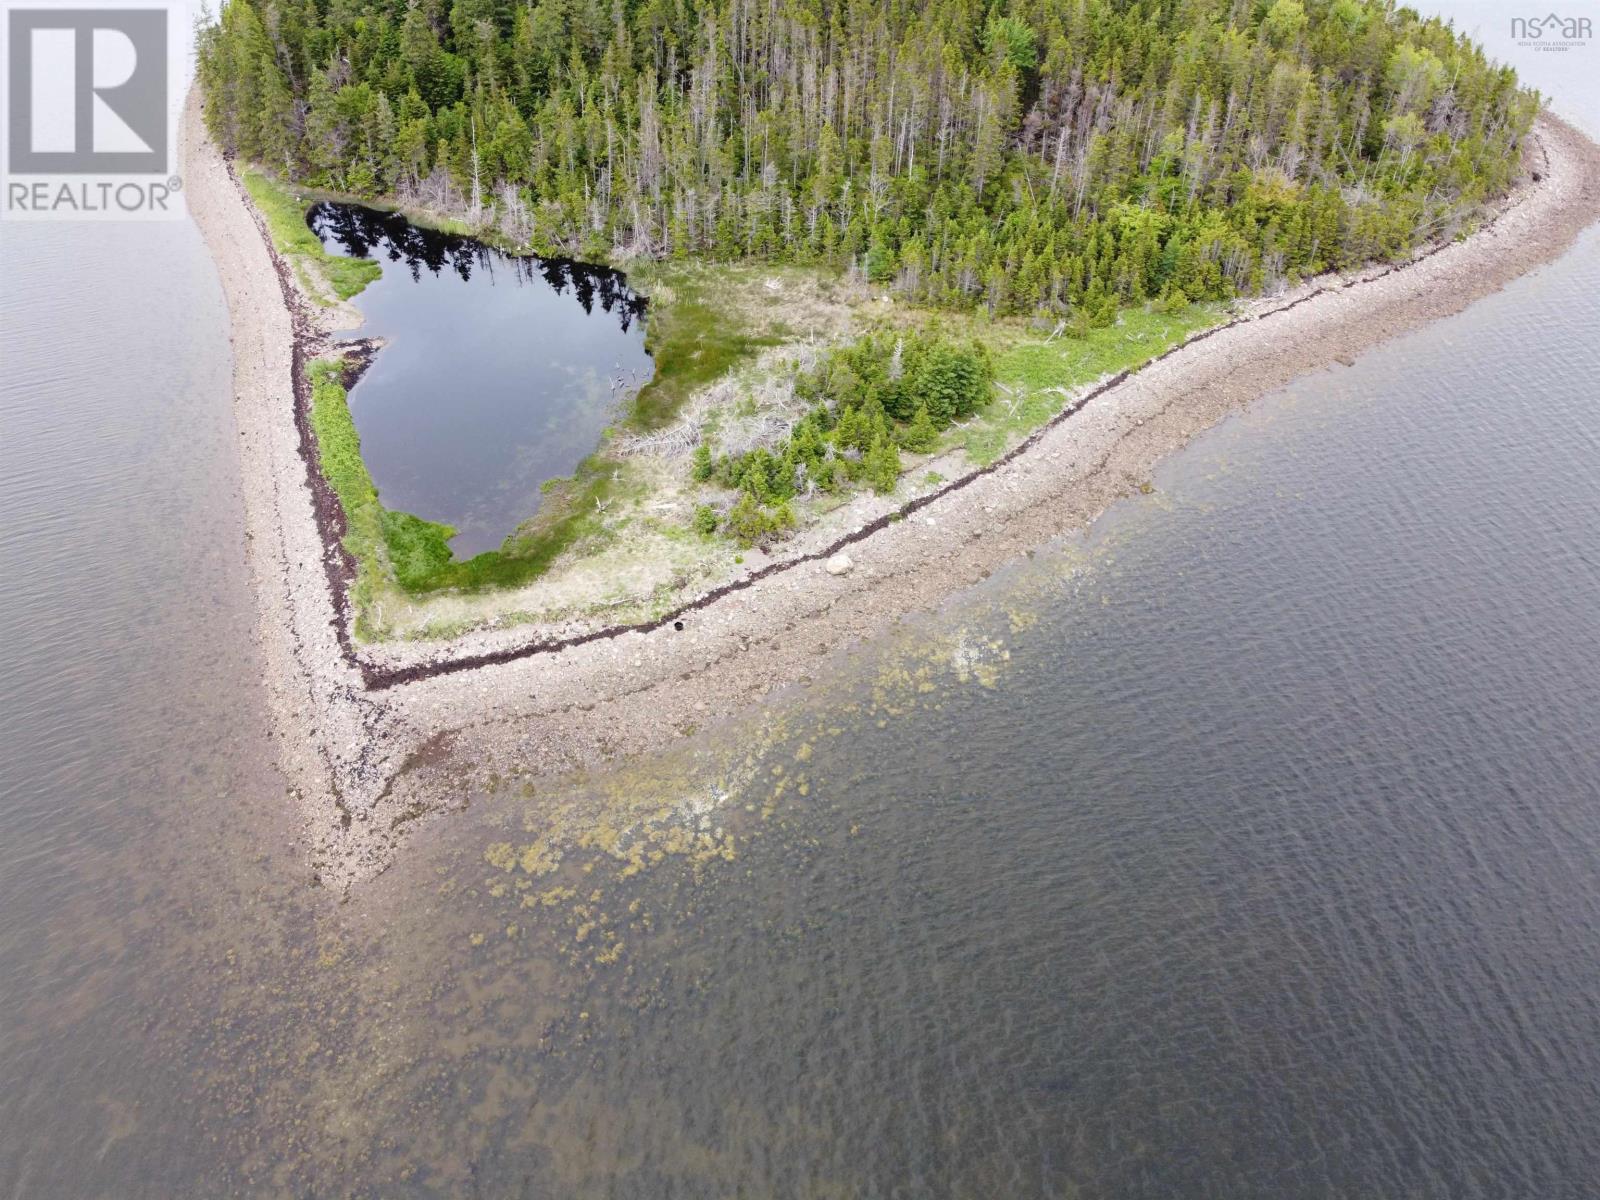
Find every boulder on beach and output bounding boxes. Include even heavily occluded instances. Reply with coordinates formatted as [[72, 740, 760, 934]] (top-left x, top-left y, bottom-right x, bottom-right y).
[[825, 552, 853, 576]]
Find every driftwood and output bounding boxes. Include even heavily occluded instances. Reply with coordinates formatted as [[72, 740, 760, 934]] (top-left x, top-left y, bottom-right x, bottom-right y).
[[611, 420, 703, 458]]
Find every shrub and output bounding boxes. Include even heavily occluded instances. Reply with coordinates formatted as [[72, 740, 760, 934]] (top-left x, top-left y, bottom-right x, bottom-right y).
[[898, 402, 940, 453], [724, 494, 795, 548], [863, 434, 901, 495], [692, 331, 993, 525], [690, 443, 714, 482]]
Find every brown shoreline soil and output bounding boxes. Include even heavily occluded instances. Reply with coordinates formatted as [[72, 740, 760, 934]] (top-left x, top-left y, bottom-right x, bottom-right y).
[[183, 88, 1600, 889]]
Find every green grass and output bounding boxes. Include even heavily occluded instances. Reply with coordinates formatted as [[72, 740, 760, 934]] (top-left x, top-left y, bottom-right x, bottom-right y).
[[302, 258, 1223, 630], [961, 302, 1223, 465], [629, 268, 782, 429], [308, 259, 790, 603], [322, 255, 384, 301], [308, 360, 454, 597], [241, 168, 380, 302], [379, 508, 457, 585], [404, 457, 625, 592], [254, 176, 617, 602], [310, 357, 626, 604], [297, 249, 806, 609]]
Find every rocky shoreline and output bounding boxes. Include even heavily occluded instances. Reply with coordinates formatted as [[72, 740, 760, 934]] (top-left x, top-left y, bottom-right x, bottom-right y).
[[183, 89, 1600, 888]]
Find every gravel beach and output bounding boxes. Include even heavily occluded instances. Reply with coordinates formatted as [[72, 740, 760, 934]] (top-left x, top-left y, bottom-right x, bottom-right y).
[[182, 90, 1600, 888]]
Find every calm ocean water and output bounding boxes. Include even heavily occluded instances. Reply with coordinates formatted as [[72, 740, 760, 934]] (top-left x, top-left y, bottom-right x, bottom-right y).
[[2, 10, 1597, 1195]]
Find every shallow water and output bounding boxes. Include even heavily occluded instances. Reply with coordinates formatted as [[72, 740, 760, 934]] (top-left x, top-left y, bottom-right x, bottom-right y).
[[309, 202, 651, 557], [3, 13, 1599, 1196]]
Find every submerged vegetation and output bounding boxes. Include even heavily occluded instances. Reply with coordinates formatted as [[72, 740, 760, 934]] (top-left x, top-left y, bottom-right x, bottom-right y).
[[311, 358, 631, 601]]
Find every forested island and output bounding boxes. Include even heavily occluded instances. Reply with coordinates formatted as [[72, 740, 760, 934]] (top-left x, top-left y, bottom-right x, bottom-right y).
[[195, 0, 1540, 642]]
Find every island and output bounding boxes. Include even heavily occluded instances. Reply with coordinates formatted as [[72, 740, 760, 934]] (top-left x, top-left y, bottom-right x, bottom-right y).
[[183, 0, 1600, 886]]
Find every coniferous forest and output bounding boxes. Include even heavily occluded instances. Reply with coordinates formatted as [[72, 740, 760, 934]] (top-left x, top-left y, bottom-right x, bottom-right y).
[[198, 0, 1537, 316]]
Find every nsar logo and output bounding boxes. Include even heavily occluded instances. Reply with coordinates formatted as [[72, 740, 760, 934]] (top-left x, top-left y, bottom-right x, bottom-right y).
[[1512, 12, 1593, 52]]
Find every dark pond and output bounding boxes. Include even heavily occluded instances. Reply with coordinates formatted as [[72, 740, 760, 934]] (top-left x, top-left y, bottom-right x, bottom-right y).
[[308, 202, 652, 558], [7, 12, 1600, 1196]]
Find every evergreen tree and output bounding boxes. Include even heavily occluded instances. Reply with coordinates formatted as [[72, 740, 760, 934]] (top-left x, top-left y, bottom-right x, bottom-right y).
[[199, 0, 1533, 310]]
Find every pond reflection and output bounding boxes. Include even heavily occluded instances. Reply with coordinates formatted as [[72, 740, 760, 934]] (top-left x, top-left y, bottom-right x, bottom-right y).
[[307, 202, 653, 557], [309, 202, 647, 329]]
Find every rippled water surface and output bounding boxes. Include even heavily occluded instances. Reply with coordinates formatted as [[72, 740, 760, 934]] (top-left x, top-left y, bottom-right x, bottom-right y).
[[3, 19, 1599, 1197]]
